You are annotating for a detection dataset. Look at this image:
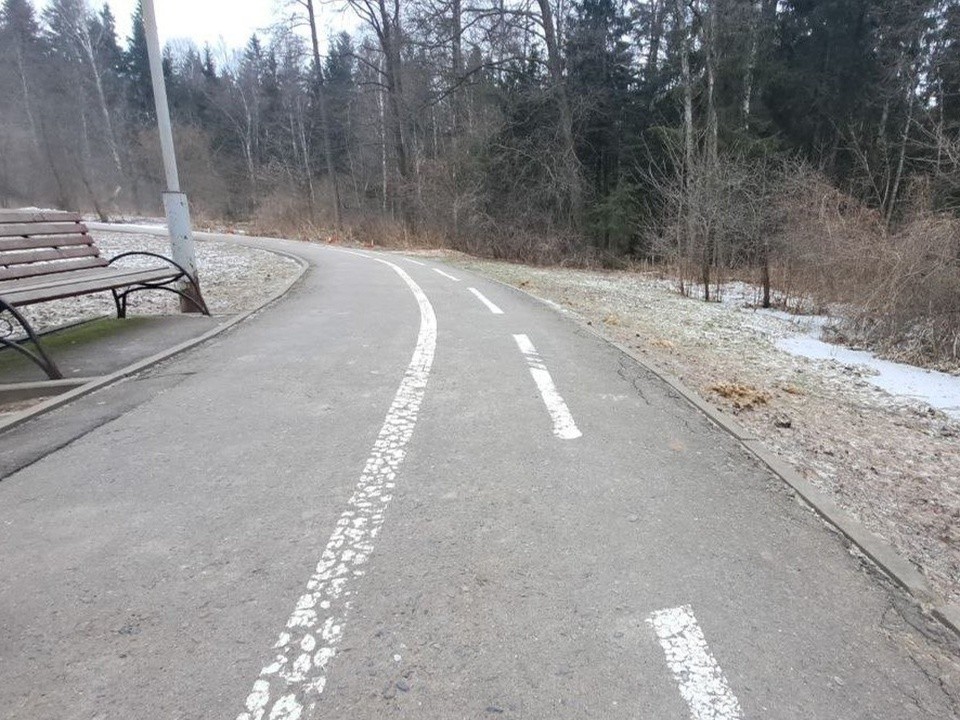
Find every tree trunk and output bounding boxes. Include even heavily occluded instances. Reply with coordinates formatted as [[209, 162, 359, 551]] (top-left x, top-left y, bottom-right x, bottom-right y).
[[13, 43, 41, 153], [742, 0, 762, 129], [677, 0, 695, 178], [702, 250, 711, 301], [375, 0, 416, 230], [78, 23, 123, 179], [378, 54, 388, 214], [37, 116, 70, 210], [761, 251, 771, 309], [451, 0, 463, 237], [295, 100, 317, 216], [305, 0, 344, 232], [704, 0, 719, 167], [385, 42, 413, 227], [237, 89, 258, 208], [885, 78, 916, 224], [676, 0, 697, 297], [537, 0, 582, 225], [646, 0, 664, 84]]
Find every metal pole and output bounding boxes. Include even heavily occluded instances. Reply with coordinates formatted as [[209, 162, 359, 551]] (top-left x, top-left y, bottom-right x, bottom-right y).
[[141, 0, 203, 312]]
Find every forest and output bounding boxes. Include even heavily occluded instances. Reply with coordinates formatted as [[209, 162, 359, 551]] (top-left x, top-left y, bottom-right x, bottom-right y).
[[1, 0, 959, 366]]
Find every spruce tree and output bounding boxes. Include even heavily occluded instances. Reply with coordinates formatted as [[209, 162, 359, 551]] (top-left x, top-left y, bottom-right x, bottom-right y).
[[124, 0, 153, 122]]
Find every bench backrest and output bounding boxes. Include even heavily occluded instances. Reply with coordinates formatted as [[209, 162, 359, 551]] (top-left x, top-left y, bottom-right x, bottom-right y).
[[0, 210, 108, 283]]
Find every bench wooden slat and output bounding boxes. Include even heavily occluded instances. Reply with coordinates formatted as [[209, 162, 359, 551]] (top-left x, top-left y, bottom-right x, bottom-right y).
[[0, 265, 177, 294], [0, 234, 98, 251], [0, 256, 108, 281], [0, 210, 81, 224], [1, 246, 100, 266], [0, 267, 179, 306], [0, 221, 88, 238], [0, 212, 207, 382]]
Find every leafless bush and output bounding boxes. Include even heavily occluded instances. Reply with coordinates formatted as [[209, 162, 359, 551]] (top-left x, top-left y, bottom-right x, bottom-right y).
[[347, 214, 449, 249], [249, 192, 323, 241], [769, 168, 960, 368], [773, 167, 886, 310], [648, 145, 793, 303], [646, 146, 960, 368], [842, 214, 960, 369]]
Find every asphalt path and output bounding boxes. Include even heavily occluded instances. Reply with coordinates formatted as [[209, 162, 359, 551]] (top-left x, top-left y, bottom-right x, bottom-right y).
[[1, 235, 958, 720]]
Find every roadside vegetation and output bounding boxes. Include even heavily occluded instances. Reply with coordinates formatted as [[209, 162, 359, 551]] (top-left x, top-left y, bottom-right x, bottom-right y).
[[1, 0, 959, 367]]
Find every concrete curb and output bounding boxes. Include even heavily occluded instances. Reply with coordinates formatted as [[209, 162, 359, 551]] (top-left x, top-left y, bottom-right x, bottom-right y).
[[0, 239, 309, 436], [0, 378, 96, 404], [451, 257, 960, 640]]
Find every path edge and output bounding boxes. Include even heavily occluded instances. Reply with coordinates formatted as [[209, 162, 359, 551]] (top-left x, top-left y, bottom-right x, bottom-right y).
[[453, 258, 960, 640]]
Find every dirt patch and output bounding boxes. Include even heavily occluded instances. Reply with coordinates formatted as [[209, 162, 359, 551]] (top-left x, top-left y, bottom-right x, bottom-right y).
[[448, 256, 960, 607], [710, 383, 772, 411]]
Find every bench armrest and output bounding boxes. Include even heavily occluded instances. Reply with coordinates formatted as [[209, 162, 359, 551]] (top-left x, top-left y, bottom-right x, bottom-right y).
[[107, 252, 209, 316], [107, 251, 194, 279]]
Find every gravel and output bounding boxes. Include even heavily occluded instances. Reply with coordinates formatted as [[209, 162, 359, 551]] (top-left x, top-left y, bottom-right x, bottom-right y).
[[448, 256, 960, 608], [15, 232, 302, 333]]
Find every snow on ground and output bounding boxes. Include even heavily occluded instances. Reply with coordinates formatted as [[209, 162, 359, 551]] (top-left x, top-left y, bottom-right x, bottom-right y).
[[14, 232, 302, 334], [777, 333, 960, 419], [447, 255, 960, 607], [664, 277, 960, 418]]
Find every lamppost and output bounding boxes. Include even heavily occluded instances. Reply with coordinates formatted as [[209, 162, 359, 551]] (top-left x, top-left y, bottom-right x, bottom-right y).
[[141, 0, 203, 312]]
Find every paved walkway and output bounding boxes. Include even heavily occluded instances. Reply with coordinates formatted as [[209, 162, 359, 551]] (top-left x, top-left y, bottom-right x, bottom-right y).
[[1, 235, 958, 719], [0, 314, 222, 384]]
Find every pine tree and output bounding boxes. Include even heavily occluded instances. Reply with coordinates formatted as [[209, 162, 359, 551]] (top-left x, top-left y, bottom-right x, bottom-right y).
[[0, 0, 46, 149], [566, 0, 635, 218], [325, 32, 356, 170], [124, 0, 153, 122]]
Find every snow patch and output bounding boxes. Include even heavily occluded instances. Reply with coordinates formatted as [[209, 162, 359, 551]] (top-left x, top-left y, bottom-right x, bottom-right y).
[[777, 332, 960, 419]]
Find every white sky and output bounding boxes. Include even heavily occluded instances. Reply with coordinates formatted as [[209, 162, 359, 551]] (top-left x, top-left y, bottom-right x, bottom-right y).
[[36, 0, 359, 52]]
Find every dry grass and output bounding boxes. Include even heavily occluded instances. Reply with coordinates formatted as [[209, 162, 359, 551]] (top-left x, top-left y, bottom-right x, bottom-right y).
[[251, 168, 960, 373], [709, 382, 772, 411], [771, 175, 960, 370]]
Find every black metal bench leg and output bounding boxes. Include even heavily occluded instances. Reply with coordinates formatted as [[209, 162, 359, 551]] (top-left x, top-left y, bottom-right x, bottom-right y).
[[0, 301, 64, 380], [111, 289, 129, 319]]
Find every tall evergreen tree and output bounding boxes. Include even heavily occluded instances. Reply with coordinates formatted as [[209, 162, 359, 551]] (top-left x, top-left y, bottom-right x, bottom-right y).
[[124, 0, 153, 122]]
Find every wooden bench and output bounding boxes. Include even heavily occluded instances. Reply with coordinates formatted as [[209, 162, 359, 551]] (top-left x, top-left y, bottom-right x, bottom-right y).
[[0, 210, 208, 380]]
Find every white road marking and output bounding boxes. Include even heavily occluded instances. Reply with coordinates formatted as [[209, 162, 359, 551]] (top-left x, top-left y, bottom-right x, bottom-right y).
[[432, 268, 461, 282], [237, 254, 437, 720], [513, 334, 582, 440], [402, 257, 426, 266], [468, 287, 504, 315], [646, 605, 744, 720]]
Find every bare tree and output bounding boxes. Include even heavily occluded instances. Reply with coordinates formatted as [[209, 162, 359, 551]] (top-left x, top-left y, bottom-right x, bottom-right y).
[[299, 0, 344, 230]]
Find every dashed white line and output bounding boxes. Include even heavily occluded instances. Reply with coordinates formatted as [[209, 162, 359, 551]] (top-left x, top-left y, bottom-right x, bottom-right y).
[[468, 287, 504, 315], [237, 255, 437, 720], [647, 605, 744, 720], [402, 257, 426, 266], [432, 268, 461, 282], [513, 334, 582, 440]]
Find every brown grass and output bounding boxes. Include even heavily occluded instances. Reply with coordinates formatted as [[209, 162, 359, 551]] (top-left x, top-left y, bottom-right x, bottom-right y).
[[710, 382, 772, 411], [775, 175, 960, 371]]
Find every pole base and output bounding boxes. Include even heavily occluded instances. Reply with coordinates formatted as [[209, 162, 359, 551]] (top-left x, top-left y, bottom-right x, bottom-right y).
[[162, 192, 203, 314]]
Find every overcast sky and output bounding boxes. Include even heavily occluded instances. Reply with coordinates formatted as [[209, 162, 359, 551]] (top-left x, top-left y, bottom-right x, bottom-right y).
[[36, 0, 359, 52]]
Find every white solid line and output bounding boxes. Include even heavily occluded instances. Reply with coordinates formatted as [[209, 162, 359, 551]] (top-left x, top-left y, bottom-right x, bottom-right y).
[[468, 287, 504, 315], [647, 605, 744, 720], [513, 334, 582, 440], [237, 254, 437, 720], [403, 257, 426, 266], [432, 268, 461, 282]]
